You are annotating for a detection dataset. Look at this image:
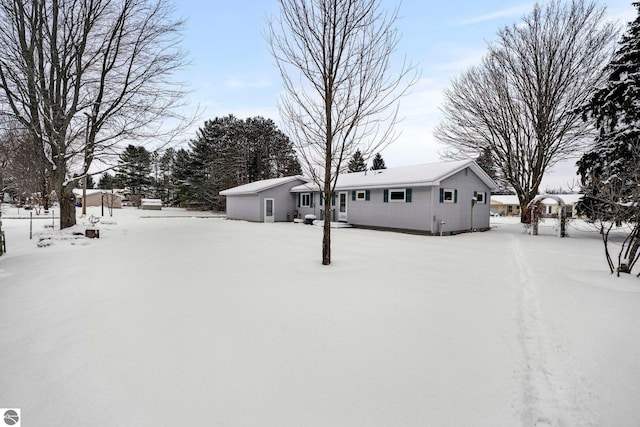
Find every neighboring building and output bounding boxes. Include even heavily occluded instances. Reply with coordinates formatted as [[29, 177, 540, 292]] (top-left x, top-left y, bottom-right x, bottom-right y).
[[141, 199, 163, 210], [220, 176, 309, 223], [73, 189, 123, 209], [491, 194, 583, 218], [221, 160, 498, 235], [490, 195, 521, 217]]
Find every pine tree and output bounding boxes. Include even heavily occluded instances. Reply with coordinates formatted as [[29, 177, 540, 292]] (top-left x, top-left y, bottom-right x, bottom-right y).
[[577, 3, 640, 273], [347, 149, 367, 173], [98, 172, 118, 190], [186, 115, 301, 210], [578, 2, 640, 217], [116, 145, 152, 196], [371, 152, 386, 170], [171, 148, 194, 207]]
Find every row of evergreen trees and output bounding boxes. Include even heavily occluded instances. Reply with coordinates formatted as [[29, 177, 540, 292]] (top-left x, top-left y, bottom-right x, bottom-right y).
[[347, 150, 386, 172], [98, 115, 301, 210]]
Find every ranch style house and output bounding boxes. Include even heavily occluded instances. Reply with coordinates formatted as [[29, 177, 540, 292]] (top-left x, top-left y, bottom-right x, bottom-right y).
[[220, 159, 498, 235]]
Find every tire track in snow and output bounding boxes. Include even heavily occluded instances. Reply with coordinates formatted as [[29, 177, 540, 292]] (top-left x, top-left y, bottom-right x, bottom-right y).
[[510, 234, 598, 427]]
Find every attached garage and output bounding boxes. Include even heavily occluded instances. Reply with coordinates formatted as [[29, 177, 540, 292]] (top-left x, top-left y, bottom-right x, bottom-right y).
[[220, 176, 308, 222]]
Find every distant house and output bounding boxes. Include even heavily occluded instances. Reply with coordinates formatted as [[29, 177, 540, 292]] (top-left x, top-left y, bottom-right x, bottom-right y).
[[73, 189, 122, 209], [221, 160, 498, 235], [220, 176, 309, 222], [491, 194, 582, 218]]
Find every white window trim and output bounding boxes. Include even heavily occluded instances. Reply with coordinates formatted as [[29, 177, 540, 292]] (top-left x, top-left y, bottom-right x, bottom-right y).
[[476, 192, 485, 203], [356, 190, 366, 200], [443, 189, 455, 204], [389, 188, 406, 203], [301, 192, 311, 207]]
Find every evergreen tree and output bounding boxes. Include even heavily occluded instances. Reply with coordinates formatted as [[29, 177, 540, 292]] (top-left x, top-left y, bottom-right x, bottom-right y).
[[116, 145, 152, 196], [171, 148, 194, 207], [347, 149, 367, 173], [187, 115, 301, 210], [370, 152, 386, 170], [159, 148, 176, 204], [98, 172, 119, 190], [85, 174, 96, 190], [577, 3, 640, 273], [578, 2, 640, 219]]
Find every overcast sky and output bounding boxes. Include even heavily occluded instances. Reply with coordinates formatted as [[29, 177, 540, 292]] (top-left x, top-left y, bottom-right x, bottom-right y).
[[173, 1, 637, 191]]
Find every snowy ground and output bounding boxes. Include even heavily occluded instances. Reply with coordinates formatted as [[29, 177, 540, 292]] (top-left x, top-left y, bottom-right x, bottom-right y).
[[1, 205, 639, 427]]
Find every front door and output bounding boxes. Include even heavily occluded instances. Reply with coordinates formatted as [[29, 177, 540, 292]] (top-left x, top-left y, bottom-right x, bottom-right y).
[[264, 198, 275, 223], [338, 192, 348, 222]]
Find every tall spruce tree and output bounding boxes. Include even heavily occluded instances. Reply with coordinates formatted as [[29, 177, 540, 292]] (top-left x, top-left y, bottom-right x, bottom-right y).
[[371, 153, 387, 170], [171, 148, 195, 207], [187, 116, 301, 210], [577, 3, 640, 274], [117, 145, 152, 197], [347, 149, 368, 173]]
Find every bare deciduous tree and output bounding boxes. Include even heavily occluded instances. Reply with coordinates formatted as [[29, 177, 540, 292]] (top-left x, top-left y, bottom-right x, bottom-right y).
[[435, 0, 618, 223], [267, 0, 417, 265], [0, 0, 190, 229]]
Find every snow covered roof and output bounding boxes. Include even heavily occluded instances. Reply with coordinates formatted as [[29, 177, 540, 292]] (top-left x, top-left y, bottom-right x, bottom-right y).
[[491, 194, 583, 205], [291, 159, 498, 192], [220, 176, 308, 196]]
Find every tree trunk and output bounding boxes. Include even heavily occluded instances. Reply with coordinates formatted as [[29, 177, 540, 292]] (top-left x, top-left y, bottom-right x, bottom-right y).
[[322, 188, 331, 265], [59, 185, 77, 229], [322, 208, 331, 265]]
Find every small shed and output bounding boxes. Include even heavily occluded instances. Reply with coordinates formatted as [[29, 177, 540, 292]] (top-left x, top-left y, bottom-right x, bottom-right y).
[[141, 198, 162, 210], [220, 176, 309, 222]]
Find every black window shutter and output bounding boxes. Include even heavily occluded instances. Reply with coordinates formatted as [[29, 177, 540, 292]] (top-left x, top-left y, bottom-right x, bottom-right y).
[[352, 190, 356, 201], [365, 190, 370, 201], [331, 193, 336, 206], [454, 189, 458, 203], [383, 189, 389, 203], [310, 193, 314, 207], [439, 188, 444, 203], [297, 193, 301, 207], [406, 188, 412, 203], [320, 193, 323, 206]]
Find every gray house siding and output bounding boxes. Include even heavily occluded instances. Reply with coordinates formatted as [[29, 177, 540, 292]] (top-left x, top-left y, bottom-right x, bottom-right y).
[[346, 187, 432, 231], [226, 194, 261, 222], [294, 192, 324, 219], [295, 187, 432, 232], [434, 168, 492, 234], [259, 185, 299, 222]]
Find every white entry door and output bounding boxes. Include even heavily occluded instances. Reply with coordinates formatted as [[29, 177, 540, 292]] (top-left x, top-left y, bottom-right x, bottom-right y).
[[338, 192, 348, 222], [264, 198, 275, 223]]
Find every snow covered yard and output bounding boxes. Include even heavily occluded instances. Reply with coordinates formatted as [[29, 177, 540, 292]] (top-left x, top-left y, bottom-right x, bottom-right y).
[[1, 206, 639, 427]]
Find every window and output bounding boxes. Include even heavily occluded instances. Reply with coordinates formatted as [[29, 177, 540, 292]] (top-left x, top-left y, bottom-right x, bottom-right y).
[[442, 189, 456, 203], [389, 189, 406, 202], [356, 190, 366, 200], [301, 193, 311, 207], [475, 191, 486, 204], [383, 188, 412, 203]]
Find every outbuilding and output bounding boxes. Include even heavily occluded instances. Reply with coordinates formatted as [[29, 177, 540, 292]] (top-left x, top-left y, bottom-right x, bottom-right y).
[[73, 189, 122, 209]]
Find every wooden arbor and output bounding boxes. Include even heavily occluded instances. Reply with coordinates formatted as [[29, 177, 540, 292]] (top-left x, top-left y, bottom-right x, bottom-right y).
[[527, 194, 568, 237]]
